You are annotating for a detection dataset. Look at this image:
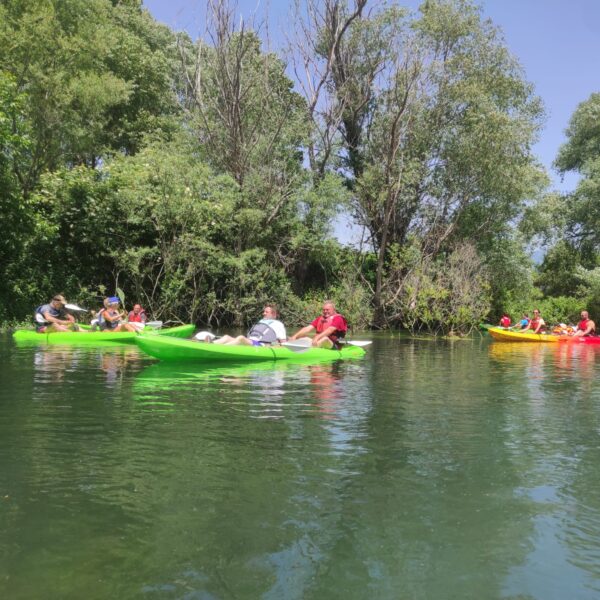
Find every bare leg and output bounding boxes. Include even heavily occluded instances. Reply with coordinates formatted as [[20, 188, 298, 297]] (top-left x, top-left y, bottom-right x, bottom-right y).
[[46, 324, 70, 332], [224, 335, 252, 346], [314, 337, 334, 349], [213, 335, 236, 345]]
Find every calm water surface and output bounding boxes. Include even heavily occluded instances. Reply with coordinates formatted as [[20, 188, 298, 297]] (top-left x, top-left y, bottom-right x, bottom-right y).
[[1, 334, 600, 599]]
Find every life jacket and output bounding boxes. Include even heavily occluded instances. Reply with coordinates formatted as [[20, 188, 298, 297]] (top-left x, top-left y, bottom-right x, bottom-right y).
[[529, 317, 543, 331], [578, 319, 595, 335], [314, 314, 348, 348], [247, 322, 278, 344], [34, 304, 62, 330], [99, 309, 120, 330], [128, 310, 146, 323], [500, 316, 511, 328]]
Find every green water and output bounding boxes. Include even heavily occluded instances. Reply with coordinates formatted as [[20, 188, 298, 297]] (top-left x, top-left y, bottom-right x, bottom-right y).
[[2, 334, 600, 599]]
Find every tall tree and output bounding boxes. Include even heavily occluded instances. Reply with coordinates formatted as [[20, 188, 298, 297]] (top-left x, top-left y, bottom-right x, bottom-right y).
[[555, 92, 600, 249], [0, 0, 178, 195], [295, 0, 546, 327]]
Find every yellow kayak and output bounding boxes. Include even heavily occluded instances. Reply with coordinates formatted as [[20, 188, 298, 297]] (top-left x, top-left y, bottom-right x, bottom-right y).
[[487, 327, 558, 343]]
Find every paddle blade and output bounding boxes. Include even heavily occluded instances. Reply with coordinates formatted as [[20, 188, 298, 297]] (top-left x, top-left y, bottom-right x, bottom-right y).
[[64, 303, 88, 313], [346, 340, 372, 347], [281, 341, 312, 353]]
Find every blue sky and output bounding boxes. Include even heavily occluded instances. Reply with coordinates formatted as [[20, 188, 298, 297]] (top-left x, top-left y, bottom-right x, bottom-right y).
[[144, 0, 600, 194]]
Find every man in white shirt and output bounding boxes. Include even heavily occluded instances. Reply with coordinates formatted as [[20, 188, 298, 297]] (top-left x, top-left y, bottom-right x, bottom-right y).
[[202, 304, 287, 346]]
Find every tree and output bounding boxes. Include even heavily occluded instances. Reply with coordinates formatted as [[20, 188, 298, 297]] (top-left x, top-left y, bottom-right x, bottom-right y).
[[555, 93, 600, 249], [295, 0, 546, 328], [178, 0, 350, 293], [0, 0, 178, 195]]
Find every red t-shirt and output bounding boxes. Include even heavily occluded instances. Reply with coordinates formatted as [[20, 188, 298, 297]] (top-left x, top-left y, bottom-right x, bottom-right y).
[[311, 314, 347, 342]]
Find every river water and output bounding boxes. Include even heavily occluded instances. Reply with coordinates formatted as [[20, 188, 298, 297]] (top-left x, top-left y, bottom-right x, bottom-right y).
[[1, 333, 600, 599]]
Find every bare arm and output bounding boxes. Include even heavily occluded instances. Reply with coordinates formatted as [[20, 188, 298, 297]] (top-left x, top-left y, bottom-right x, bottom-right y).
[[289, 325, 315, 340], [103, 310, 125, 323], [313, 325, 336, 346], [42, 310, 74, 326]]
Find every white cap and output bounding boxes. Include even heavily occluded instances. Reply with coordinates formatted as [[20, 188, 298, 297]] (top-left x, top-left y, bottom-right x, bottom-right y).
[[194, 331, 216, 341]]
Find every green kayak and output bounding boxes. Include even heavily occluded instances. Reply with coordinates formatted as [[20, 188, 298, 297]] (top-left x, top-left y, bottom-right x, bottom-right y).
[[12, 324, 195, 345], [135, 334, 366, 362]]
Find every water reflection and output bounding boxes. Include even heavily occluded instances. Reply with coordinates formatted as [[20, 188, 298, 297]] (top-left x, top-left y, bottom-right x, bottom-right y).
[[3, 336, 600, 598], [487, 340, 600, 597], [31, 344, 144, 388], [134, 359, 362, 422]]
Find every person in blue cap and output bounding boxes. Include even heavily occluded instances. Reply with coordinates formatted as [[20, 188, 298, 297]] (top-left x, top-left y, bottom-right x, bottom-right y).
[[97, 296, 137, 332]]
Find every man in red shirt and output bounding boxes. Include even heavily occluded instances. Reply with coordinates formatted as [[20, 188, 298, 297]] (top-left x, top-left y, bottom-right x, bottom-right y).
[[573, 310, 596, 337], [289, 301, 347, 349], [499, 313, 511, 328]]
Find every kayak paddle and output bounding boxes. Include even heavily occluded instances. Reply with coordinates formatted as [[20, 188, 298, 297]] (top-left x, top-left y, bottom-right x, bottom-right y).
[[65, 303, 89, 313], [282, 339, 372, 352]]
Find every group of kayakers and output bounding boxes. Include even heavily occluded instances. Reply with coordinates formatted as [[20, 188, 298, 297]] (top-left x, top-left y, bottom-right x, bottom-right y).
[[499, 310, 596, 337], [34, 295, 349, 349], [35, 295, 147, 333], [194, 300, 348, 349]]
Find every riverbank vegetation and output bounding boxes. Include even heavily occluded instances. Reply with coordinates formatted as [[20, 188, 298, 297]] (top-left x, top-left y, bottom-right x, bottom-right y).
[[0, 0, 596, 333]]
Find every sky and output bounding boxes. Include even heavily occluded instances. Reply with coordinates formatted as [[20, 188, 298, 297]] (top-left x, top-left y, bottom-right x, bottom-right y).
[[143, 0, 600, 195]]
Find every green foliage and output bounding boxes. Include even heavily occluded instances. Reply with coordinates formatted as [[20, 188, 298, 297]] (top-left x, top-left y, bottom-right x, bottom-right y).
[[553, 93, 600, 251], [555, 92, 600, 174], [384, 242, 491, 335], [482, 236, 535, 321], [536, 241, 588, 298], [0, 0, 178, 183]]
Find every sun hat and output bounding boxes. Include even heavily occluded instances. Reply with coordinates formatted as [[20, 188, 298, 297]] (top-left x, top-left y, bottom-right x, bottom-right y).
[[108, 296, 120, 304]]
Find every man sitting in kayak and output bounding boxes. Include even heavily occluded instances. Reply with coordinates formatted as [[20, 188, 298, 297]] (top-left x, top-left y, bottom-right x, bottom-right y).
[[197, 304, 287, 346], [34, 295, 77, 332], [522, 309, 545, 334], [128, 304, 147, 324], [288, 300, 348, 349], [499, 313, 511, 328], [573, 311, 596, 337], [97, 297, 137, 333]]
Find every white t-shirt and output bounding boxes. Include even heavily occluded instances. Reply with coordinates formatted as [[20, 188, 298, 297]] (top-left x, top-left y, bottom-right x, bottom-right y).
[[253, 318, 286, 341]]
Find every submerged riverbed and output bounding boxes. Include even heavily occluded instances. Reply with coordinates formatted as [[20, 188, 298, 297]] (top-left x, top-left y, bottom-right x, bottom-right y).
[[1, 333, 600, 599]]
